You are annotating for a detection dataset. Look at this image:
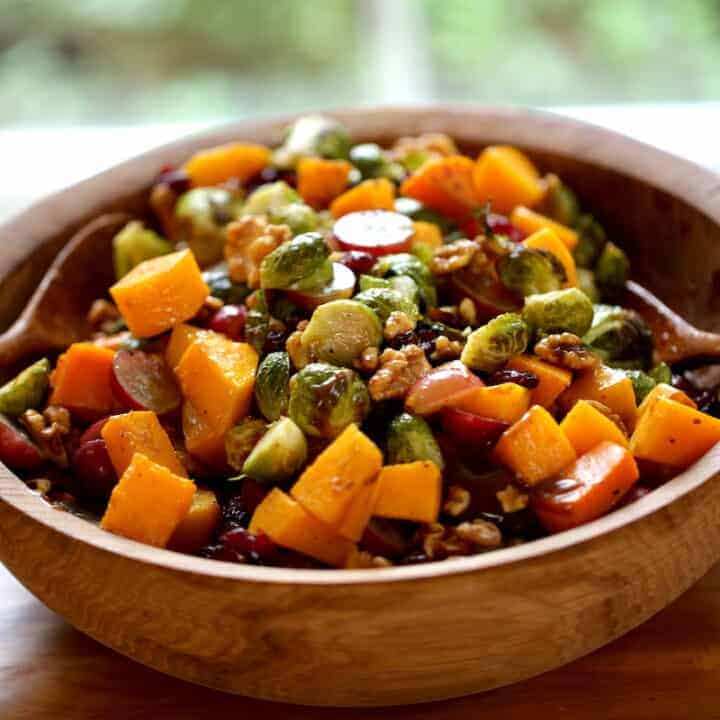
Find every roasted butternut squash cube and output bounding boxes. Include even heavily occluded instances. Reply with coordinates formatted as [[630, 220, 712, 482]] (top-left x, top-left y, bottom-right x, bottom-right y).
[[510, 206, 578, 250], [291, 424, 382, 528], [506, 354, 572, 409], [110, 249, 209, 338], [494, 406, 576, 486], [168, 488, 221, 553], [560, 400, 629, 456], [330, 178, 395, 217], [636, 382, 696, 422], [100, 452, 196, 547], [185, 142, 270, 187], [473, 146, 543, 215], [630, 397, 720, 468], [450, 382, 531, 424], [338, 479, 381, 542], [165, 323, 208, 370], [411, 221, 444, 251], [373, 460, 442, 523], [523, 227, 578, 287], [297, 157, 352, 209], [250, 488, 354, 567]]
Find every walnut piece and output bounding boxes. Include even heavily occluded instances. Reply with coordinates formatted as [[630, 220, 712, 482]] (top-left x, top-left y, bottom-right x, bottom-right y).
[[458, 297, 477, 327], [345, 550, 392, 569], [19, 406, 72, 467], [534, 332, 600, 370], [496, 484, 530, 514], [455, 519, 503, 549], [430, 239, 479, 275], [443, 485, 471, 517], [391, 133, 459, 163], [368, 344, 431, 401], [87, 299, 121, 334], [353, 346, 380, 374], [149, 182, 180, 240], [383, 311, 416, 341], [285, 329, 310, 370], [431, 335, 463, 362]]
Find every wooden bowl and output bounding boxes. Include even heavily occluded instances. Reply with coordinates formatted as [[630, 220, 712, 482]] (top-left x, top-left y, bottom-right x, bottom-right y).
[[1, 107, 720, 707]]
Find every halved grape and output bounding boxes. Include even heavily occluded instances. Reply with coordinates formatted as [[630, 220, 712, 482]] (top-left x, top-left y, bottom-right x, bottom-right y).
[[111, 350, 181, 415], [0, 414, 44, 471], [206, 304, 246, 340], [71, 439, 117, 500], [286, 262, 355, 311], [405, 361, 483, 416], [440, 407, 508, 450], [333, 210, 414, 257]]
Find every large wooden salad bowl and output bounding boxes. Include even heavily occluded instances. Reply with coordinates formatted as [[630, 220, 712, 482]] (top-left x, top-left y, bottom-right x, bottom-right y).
[[0, 107, 719, 707]]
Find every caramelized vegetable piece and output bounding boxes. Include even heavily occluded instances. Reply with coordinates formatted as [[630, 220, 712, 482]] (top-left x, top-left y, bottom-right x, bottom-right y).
[[100, 452, 196, 548], [405, 360, 483, 416], [297, 157, 352, 209], [49, 343, 117, 420], [558, 365, 637, 432], [250, 488, 354, 567], [523, 227, 578, 287], [400, 156, 477, 223], [168, 488, 221, 553], [494, 405, 576, 486], [532, 441, 639, 533], [101, 410, 187, 477], [337, 479, 381, 542], [184, 142, 270, 186], [630, 397, 720, 468], [373, 460, 442, 523], [290, 424, 382, 528], [560, 400, 629, 456], [450, 383, 531, 424], [636, 382, 695, 422], [473, 146, 543, 215], [110, 249, 209, 338], [330, 178, 395, 218], [333, 210, 414, 257], [506, 355, 572, 409], [510, 207, 579, 250], [165, 323, 208, 370]]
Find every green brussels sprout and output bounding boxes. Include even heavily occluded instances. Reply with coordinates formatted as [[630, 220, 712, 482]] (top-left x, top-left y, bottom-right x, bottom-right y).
[[649, 361, 672, 385], [242, 417, 307, 483], [497, 246, 565, 297], [573, 214, 608, 269], [301, 300, 382, 366], [582, 304, 654, 370], [113, 221, 172, 280], [202, 263, 251, 304], [288, 363, 370, 438], [595, 241, 630, 300], [461, 313, 529, 371], [624, 369, 657, 404], [267, 203, 318, 235], [409, 240, 434, 267], [0, 358, 50, 416], [225, 418, 267, 472], [387, 413, 444, 470], [353, 287, 419, 324], [349, 143, 405, 182], [537, 174, 580, 227], [371, 252, 437, 308], [577, 267, 600, 303], [522, 288, 595, 339], [394, 197, 453, 232], [243, 181, 300, 215], [175, 187, 243, 266], [245, 290, 270, 353], [273, 114, 350, 168], [358, 274, 419, 303], [255, 352, 291, 421], [259, 232, 332, 291]]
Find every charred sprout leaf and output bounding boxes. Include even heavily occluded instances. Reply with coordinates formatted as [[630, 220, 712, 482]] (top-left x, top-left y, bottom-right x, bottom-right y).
[[255, 352, 291, 421], [595, 241, 630, 300], [225, 418, 267, 472], [371, 252, 437, 308], [0, 358, 50, 416], [582, 304, 654, 370], [353, 287, 419, 323], [243, 181, 300, 215], [577, 267, 601, 303], [245, 290, 270, 353], [523, 288, 594, 339], [394, 197, 454, 232], [538, 174, 580, 227], [649, 362, 672, 385], [461, 313, 529, 371], [113, 221, 172, 280], [387, 413, 444, 470], [202, 263, 251, 304], [267, 203, 318, 235], [242, 417, 307, 483], [301, 300, 382, 366], [497, 246, 565, 297], [259, 232, 331, 291], [573, 214, 607, 269], [288, 363, 370, 439], [273, 114, 350, 168], [624, 369, 657, 404]]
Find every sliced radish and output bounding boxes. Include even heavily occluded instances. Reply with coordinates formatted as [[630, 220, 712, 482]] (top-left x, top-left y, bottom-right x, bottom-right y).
[[111, 350, 181, 415], [0, 414, 44, 471], [333, 210, 414, 257], [441, 407, 508, 450], [286, 262, 356, 310], [405, 361, 483, 416]]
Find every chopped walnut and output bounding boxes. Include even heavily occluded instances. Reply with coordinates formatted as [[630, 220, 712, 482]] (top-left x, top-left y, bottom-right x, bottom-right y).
[[225, 215, 291, 288], [150, 182, 180, 240], [534, 333, 600, 370], [192, 295, 224, 325], [419, 523, 469, 560], [443, 485, 471, 517], [353, 346, 380, 374], [582, 400, 629, 435], [391, 133, 459, 164], [455, 519, 503, 549], [496, 484, 530, 513], [285, 329, 310, 370], [431, 335, 463, 362], [19, 406, 72, 467], [87, 299, 121, 334], [384, 311, 416, 341], [430, 239, 479, 275], [28, 477, 52, 495], [368, 344, 431, 401], [345, 549, 392, 569], [458, 298, 477, 327]]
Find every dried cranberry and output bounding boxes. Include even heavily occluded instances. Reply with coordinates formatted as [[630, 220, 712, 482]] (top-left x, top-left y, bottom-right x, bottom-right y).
[[155, 166, 191, 195], [221, 491, 251, 531], [486, 368, 539, 389], [221, 528, 281, 565], [240, 478, 267, 515], [387, 321, 444, 354], [427, 306, 462, 328], [336, 250, 376, 276], [207, 304, 246, 340], [200, 543, 243, 562], [487, 213, 526, 242], [263, 327, 289, 354]]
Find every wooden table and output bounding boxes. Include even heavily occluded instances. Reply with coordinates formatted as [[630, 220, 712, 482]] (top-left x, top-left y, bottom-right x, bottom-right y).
[[2, 563, 720, 719]]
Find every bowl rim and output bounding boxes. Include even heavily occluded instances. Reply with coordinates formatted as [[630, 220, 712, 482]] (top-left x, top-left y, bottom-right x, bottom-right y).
[[1, 104, 720, 586]]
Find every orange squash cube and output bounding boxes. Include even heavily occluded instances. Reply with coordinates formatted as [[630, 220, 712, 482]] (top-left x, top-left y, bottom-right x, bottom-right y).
[[168, 488, 221, 553], [560, 400, 629, 456], [110, 249, 209, 338], [411, 220, 444, 251], [450, 383, 531, 424], [523, 227, 578, 286], [473, 146, 543, 215], [494, 406, 576, 486], [297, 157, 352, 209], [337, 479, 381, 542], [291, 424, 383, 528], [373, 460, 442, 523], [510, 206, 578, 250], [185, 142, 270, 187], [250, 488, 354, 567], [165, 323, 208, 370], [630, 397, 720, 468], [100, 453, 196, 547], [506, 355, 572, 409], [636, 382, 695, 422], [330, 178, 395, 217]]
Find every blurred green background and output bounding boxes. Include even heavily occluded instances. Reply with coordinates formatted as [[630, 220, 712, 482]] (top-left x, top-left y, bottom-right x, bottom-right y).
[[2, 0, 718, 127]]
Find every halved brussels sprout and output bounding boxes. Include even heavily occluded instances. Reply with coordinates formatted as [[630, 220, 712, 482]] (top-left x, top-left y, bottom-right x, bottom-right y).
[[461, 313, 529, 371], [273, 114, 350, 168], [259, 232, 332, 291], [595, 241, 630, 300], [0, 358, 50, 416], [573, 214, 607, 269], [387, 413, 444, 469], [497, 246, 565, 297], [245, 290, 270, 353], [243, 417, 307, 483], [243, 181, 300, 215], [582, 304, 654, 370], [349, 143, 405, 182], [301, 300, 382, 366], [202, 263, 251, 304], [538, 174, 580, 227], [267, 203, 318, 235], [288, 363, 370, 438], [522, 288, 594, 339], [113, 221, 172, 280], [255, 352, 291, 421], [577, 267, 600, 303], [353, 287, 419, 323], [624, 369, 657, 404], [358, 273, 419, 303], [371, 252, 437, 308], [225, 418, 267, 471]]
